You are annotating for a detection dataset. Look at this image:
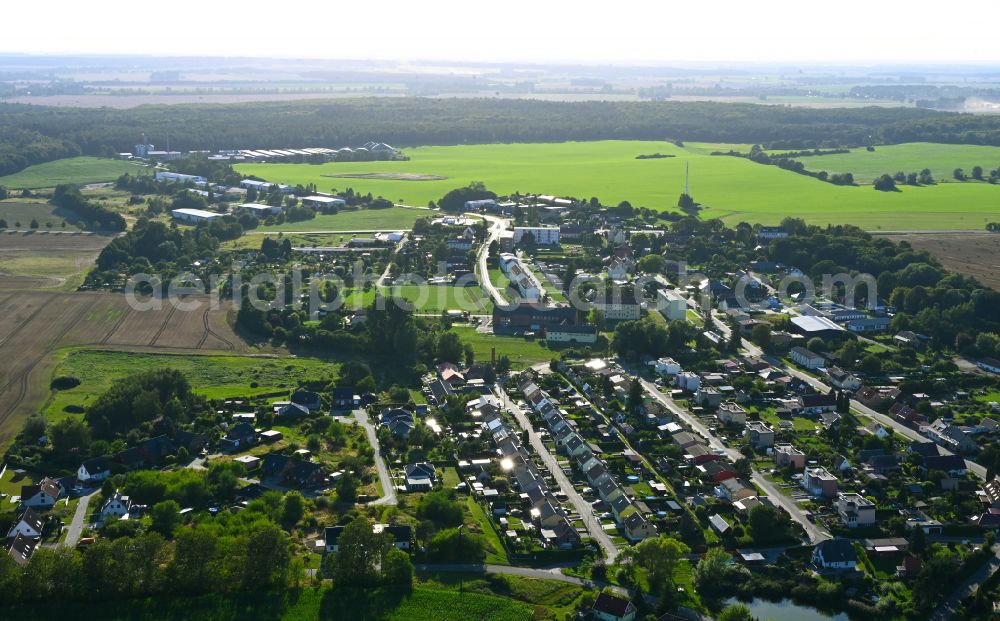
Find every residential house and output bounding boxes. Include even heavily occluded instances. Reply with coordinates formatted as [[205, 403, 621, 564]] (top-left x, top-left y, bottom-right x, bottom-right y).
[[836, 493, 876, 528], [592, 593, 637, 621], [698, 460, 737, 483], [291, 390, 323, 412], [827, 367, 861, 391], [798, 392, 839, 415], [923, 454, 968, 476], [404, 462, 437, 492], [595, 289, 642, 321], [812, 538, 858, 570], [274, 401, 310, 418], [864, 422, 890, 440], [774, 444, 806, 469], [651, 357, 681, 377], [221, 422, 257, 452], [716, 478, 756, 503], [925, 419, 977, 453], [847, 317, 892, 333], [790, 346, 825, 369], [261, 454, 328, 488], [695, 387, 723, 407], [381, 408, 416, 438], [331, 387, 360, 409], [101, 490, 133, 520], [622, 512, 657, 542], [717, 402, 747, 426], [745, 421, 775, 449], [20, 478, 63, 509], [7, 508, 44, 539], [982, 477, 1000, 509], [802, 466, 839, 498], [6, 533, 37, 566], [77, 456, 113, 483]]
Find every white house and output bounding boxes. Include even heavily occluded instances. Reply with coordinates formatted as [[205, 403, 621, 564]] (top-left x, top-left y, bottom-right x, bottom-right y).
[[835, 492, 876, 529], [7, 508, 44, 540], [20, 478, 63, 509], [101, 490, 133, 520], [77, 457, 113, 483], [652, 357, 681, 377]]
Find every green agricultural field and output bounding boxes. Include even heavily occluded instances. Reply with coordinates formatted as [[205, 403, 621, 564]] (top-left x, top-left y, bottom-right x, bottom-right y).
[[0, 157, 145, 189], [43, 350, 336, 421], [236, 141, 1000, 230], [254, 206, 429, 232], [789, 142, 1000, 183]]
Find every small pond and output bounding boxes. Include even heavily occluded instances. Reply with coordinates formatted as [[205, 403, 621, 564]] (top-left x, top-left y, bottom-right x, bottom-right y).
[[724, 597, 849, 621]]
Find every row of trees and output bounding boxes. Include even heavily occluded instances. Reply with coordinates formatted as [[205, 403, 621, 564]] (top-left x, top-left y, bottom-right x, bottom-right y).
[[0, 511, 293, 604], [8, 98, 1000, 173]]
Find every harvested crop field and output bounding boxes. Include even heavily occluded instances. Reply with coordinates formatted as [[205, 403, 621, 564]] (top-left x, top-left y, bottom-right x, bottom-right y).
[[876, 231, 1000, 290], [0, 291, 244, 447], [0, 231, 113, 290]]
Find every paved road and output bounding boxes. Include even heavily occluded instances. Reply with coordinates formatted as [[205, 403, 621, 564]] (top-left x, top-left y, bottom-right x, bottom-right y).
[[930, 544, 1000, 621], [353, 408, 397, 506], [708, 314, 989, 481], [639, 377, 830, 545], [497, 385, 619, 563], [62, 490, 97, 547], [473, 213, 509, 307]]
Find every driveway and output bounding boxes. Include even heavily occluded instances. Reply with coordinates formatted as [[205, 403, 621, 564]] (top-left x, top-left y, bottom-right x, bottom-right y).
[[353, 409, 397, 506], [498, 386, 619, 563], [62, 490, 97, 547]]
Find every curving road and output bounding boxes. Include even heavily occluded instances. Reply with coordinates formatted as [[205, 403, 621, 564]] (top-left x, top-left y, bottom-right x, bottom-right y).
[[471, 213, 509, 307]]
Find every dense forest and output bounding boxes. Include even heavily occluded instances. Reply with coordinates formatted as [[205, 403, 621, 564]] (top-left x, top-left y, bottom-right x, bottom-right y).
[[5, 99, 1000, 177]]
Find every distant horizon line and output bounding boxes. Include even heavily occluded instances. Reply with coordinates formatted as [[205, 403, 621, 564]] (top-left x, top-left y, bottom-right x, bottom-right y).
[[1, 51, 999, 70]]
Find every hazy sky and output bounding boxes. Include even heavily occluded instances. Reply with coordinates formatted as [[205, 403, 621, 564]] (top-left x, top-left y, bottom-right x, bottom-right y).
[[5, 0, 1000, 64]]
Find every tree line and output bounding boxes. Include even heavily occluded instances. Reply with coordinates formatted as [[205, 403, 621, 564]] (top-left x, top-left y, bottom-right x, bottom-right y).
[[7, 98, 1000, 176]]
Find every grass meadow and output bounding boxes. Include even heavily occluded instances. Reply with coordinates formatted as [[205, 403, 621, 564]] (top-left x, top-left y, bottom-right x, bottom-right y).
[[255, 206, 429, 232], [235, 140, 1000, 230], [43, 350, 337, 422], [0, 156, 145, 189]]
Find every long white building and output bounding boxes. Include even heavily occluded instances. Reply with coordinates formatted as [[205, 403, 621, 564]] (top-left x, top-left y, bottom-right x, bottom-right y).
[[513, 226, 560, 246]]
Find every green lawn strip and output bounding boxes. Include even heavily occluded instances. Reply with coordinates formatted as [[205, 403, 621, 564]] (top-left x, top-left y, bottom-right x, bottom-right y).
[[465, 496, 511, 565]]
